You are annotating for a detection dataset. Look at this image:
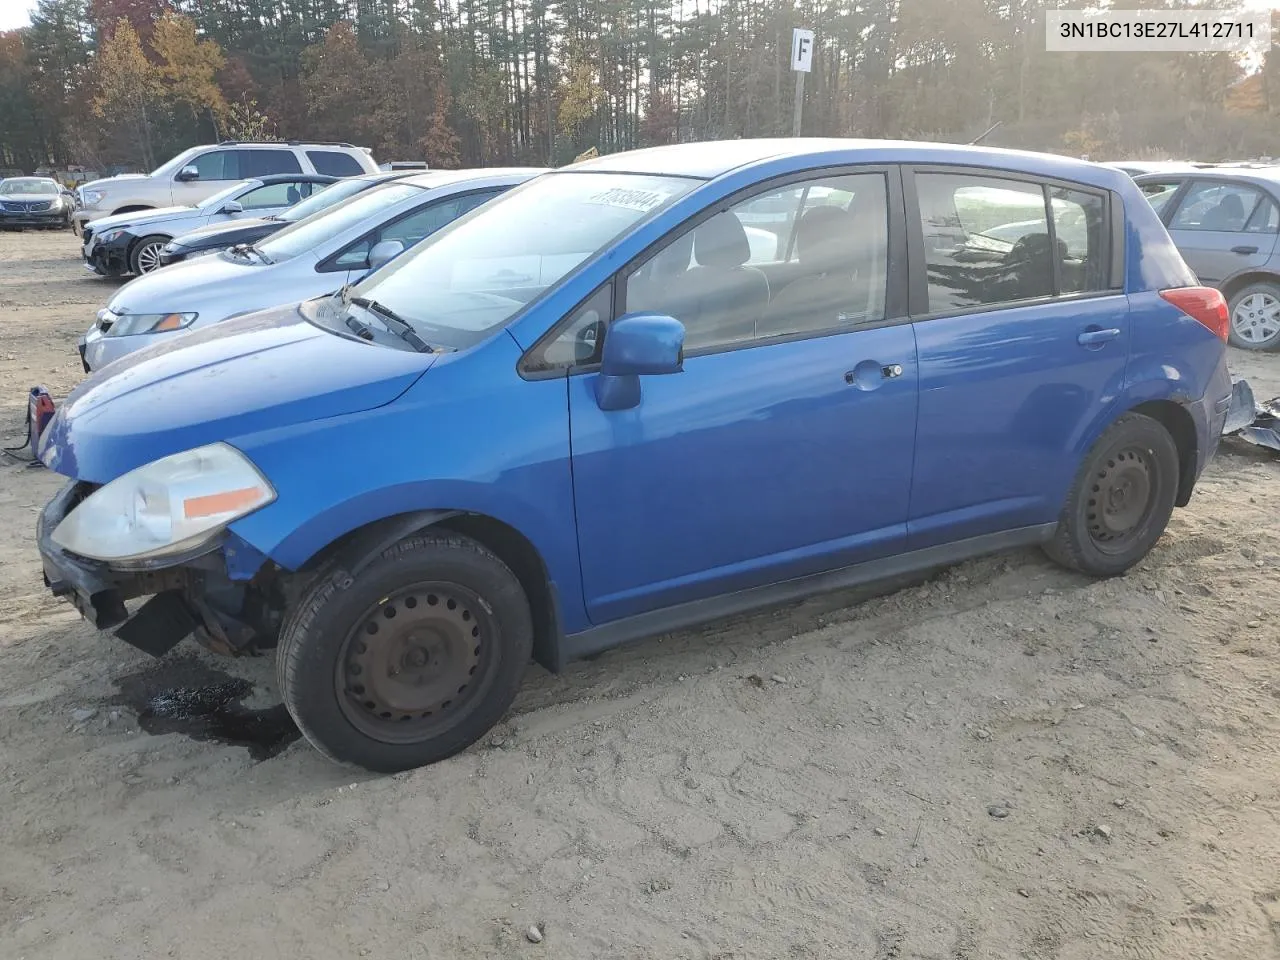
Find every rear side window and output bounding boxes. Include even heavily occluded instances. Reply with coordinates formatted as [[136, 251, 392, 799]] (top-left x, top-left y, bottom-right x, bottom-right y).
[[307, 150, 365, 177], [914, 172, 1109, 313], [1170, 181, 1267, 232], [238, 149, 302, 177], [1050, 188, 1108, 294]]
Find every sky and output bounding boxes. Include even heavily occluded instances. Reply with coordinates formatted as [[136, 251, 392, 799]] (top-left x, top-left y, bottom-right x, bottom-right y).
[[0, 0, 37, 31]]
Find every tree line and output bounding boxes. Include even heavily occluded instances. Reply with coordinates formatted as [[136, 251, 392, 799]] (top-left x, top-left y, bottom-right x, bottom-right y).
[[1, 0, 1278, 175]]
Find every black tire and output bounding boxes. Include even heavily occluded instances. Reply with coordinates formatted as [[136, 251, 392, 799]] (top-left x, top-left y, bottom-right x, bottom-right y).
[[276, 532, 532, 772], [1043, 413, 1180, 577], [1226, 282, 1280, 351], [129, 234, 169, 275]]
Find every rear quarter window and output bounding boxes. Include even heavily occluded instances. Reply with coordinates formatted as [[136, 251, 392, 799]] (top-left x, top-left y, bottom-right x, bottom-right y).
[[307, 151, 365, 177]]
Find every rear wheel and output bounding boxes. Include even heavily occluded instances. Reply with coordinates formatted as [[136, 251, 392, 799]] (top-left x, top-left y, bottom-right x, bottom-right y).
[[1043, 413, 1180, 577], [1227, 282, 1280, 350], [276, 532, 532, 772], [129, 235, 168, 275]]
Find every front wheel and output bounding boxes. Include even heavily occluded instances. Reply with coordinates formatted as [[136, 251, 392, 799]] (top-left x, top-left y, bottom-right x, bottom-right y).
[[1227, 282, 1280, 350], [276, 532, 533, 772], [1043, 413, 1180, 577], [129, 235, 168, 275]]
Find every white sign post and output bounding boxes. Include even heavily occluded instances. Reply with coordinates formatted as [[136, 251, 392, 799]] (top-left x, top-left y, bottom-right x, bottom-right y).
[[791, 28, 813, 137]]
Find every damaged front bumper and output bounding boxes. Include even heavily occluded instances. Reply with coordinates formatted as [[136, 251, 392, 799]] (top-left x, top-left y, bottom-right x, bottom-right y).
[[38, 481, 284, 657]]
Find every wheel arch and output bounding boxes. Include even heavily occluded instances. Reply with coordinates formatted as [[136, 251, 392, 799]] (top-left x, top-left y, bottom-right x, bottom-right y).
[[109, 204, 154, 215], [291, 509, 563, 673], [1127, 399, 1198, 507], [1219, 269, 1280, 303]]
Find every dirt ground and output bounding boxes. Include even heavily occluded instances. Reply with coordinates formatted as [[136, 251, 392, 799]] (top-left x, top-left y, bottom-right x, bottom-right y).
[[2, 230, 1279, 960]]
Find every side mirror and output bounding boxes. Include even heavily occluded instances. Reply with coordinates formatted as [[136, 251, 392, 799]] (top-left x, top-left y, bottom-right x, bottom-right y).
[[219, 200, 243, 215], [367, 238, 405, 271], [175, 165, 199, 182], [594, 312, 685, 411]]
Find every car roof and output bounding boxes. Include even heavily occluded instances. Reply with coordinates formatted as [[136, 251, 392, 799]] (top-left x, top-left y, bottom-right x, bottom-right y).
[[568, 138, 1130, 189], [1, 176, 59, 186], [246, 173, 339, 186], [1133, 167, 1280, 189], [401, 167, 545, 188]]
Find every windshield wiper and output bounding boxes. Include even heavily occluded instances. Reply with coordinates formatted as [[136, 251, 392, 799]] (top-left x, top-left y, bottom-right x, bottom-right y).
[[229, 242, 272, 264], [349, 297, 433, 353]]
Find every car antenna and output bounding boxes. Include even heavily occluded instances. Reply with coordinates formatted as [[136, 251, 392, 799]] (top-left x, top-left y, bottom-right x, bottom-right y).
[[969, 120, 1002, 146]]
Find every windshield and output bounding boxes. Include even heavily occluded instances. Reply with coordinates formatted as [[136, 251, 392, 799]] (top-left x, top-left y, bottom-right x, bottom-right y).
[[196, 179, 256, 212], [149, 148, 198, 178], [280, 177, 372, 222], [347, 172, 694, 348], [257, 182, 424, 262], [0, 178, 59, 196]]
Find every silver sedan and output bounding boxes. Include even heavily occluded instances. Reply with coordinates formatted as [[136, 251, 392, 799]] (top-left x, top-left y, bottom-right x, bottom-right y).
[[79, 168, 541, 371]]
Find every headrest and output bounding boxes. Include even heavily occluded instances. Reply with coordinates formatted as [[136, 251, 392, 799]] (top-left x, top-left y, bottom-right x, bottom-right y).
[[794, 205, 849, 261], [694, 212, 751, 268]]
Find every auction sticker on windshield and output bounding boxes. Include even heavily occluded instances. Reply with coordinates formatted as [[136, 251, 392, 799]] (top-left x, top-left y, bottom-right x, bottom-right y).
[[584, 186, 679, 213]]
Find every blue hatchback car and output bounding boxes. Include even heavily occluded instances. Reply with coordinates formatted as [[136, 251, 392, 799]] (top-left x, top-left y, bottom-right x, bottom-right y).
[[36, 139, 1233, 771]]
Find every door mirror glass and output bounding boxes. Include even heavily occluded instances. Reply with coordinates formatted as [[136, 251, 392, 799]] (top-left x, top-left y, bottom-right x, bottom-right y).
[[219, 200, 243, 215], [368, 238, 405, 271], [176, 165, 200, 182]]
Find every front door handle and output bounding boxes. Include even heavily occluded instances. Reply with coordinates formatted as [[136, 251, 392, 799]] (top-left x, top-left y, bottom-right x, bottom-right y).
[[1077, 327, 1121, 347], [844, 361, 903, 388], [1231, 245, 1259, 255]]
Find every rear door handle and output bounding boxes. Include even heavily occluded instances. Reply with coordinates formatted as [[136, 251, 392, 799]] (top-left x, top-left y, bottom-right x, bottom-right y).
[[1231, 245, 1259, 255], [1077, 327, 1121, 346]]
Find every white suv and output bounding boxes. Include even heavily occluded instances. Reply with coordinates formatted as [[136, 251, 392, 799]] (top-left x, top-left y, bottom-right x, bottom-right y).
[[73, 141, 378, 234]]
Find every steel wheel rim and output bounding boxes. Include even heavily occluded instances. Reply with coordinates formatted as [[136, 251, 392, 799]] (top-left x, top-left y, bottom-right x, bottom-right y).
[[1231, 292, 1280, 343], [136, 242, 163, 273], [334, 582, 494, 744], [1086, 446, 1155, 554]]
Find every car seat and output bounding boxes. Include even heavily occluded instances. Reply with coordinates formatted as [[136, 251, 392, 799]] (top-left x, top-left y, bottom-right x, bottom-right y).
[[660, 212, 770, 346]]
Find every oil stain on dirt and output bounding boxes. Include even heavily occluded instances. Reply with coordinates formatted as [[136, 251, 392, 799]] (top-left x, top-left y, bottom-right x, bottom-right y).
[[111, 657, 299, 761]]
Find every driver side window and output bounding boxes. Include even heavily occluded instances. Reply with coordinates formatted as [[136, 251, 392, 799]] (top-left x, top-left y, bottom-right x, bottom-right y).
[[187, 150, 237, 181]]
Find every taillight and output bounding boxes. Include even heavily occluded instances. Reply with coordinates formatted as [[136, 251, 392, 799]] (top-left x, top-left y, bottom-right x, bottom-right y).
[[1160, 286, 1229, 342]]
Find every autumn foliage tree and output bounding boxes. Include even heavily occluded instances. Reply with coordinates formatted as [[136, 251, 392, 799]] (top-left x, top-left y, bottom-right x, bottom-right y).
[[92, 19, 159, 167]]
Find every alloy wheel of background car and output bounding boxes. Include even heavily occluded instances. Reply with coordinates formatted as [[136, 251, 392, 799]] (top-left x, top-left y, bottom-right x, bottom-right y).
[[1043, 413, 1179, 577], [1227, 283, 1280, 350], [276, 532, 533, 771], [130, 236, 167, 274]]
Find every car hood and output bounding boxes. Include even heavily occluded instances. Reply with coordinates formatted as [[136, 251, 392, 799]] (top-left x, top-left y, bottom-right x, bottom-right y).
[[80, 174, 148, 192], [88, 206, 195, 233], [107, 253, 276, 314], [41, 304, 436, 483], [170, 217, 276, 247]]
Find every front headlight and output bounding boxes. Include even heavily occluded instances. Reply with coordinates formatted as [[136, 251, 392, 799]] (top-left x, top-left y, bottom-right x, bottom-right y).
[[82, 190, 106, 206], [51, 443, 275, 563], [103, 311, 197, 336], [98, 228, 128, 243]]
